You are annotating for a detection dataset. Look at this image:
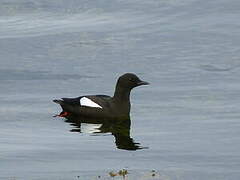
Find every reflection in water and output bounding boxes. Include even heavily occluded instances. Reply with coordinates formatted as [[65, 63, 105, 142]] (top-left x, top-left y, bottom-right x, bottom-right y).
[[64, 115, 145, 151]]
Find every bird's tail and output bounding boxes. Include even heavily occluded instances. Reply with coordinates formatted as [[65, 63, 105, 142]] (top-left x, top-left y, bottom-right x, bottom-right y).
[[53, 99, 64, 105], [53, 99, 71, 117]]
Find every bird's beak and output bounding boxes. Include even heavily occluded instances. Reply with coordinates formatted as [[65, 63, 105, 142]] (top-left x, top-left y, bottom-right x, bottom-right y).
[[137, 80, 150, 86]]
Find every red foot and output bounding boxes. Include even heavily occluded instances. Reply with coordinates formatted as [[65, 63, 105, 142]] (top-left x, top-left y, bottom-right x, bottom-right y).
[[53, 111, 70, 117]]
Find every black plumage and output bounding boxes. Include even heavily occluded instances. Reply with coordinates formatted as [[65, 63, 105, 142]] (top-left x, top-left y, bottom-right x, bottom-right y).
[[53, 73, 149, 119]]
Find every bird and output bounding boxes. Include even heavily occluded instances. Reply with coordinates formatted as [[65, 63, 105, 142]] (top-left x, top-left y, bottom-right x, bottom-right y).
[[53, 73, 149, 119]]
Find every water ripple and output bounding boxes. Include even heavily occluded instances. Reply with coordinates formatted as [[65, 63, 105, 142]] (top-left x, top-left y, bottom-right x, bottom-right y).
[[0, 69, 95, 80]]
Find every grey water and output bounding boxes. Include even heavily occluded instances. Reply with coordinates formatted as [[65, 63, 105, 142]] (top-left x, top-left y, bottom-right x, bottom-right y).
[[1, 0, 240, 179]]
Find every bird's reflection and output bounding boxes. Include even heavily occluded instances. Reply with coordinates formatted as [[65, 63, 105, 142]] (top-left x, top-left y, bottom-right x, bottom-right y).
[[63, 115, 144, 151]]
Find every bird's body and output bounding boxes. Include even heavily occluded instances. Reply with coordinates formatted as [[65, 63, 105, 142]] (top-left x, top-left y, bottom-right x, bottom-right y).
[[53, 73, 149, 119]]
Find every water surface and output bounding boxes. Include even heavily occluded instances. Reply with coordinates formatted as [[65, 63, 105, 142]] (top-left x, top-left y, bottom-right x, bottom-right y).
[[0, 0, 240, 179]]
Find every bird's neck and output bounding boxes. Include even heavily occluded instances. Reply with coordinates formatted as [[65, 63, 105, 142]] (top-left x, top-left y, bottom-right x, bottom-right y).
[[113, 86, 131, 102], [112, 86, 131, 117]]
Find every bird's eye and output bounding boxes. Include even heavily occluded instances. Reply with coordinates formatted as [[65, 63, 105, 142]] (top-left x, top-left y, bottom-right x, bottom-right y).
[[129, 78, 135, 82]]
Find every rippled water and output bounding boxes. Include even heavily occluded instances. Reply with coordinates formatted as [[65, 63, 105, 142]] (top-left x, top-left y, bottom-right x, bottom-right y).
[[1, 0, 240, 179]]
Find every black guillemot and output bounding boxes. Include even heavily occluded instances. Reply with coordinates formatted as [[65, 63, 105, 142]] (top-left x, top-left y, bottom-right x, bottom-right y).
[[53, 73, 149, 119]]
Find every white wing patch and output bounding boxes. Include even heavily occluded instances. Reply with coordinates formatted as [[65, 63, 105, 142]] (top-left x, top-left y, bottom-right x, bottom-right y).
[[80, 97, 103, 109]]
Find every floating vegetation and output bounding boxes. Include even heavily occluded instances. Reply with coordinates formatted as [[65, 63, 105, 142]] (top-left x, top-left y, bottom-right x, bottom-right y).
[[76, 169, 170, 180], [151, 170, 156, 177], [118, 169, 128, 179], [109, 171, 118, 178], [109, 169, 128, 179]]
